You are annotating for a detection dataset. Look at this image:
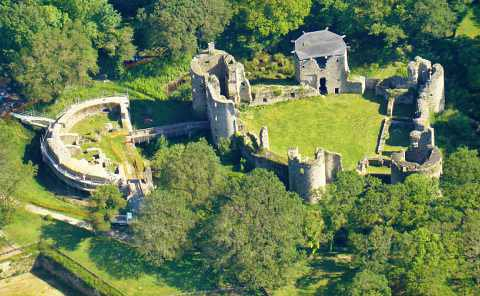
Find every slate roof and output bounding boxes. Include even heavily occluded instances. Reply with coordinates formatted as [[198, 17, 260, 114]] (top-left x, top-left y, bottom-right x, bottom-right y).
[[294, 29, 346, 60]]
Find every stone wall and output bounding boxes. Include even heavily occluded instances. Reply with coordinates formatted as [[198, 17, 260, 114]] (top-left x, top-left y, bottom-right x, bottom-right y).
[[190, 44, 252, 120], [295, 52, 346, 93], [205, 75, 238, 145], [288, 148, 342, 203], [295, 48, 364, 95], [250, 84, 318, 106], [408, 57, 445, 114], [41, 96, 132, 192], [390, 127, 442, 184], [0, 251, 36, 279]]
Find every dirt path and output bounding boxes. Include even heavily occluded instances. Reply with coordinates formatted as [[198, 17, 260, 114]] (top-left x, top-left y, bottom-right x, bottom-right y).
[[24, 204, 92, 231]]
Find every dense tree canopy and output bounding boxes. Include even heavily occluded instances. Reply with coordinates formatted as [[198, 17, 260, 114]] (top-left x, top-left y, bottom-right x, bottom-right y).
[[220, 0, 313, 55], [0, 0, 134, 101], [151, 139, 225, 207], [203, 169, 305, 292], [90, 184, 126, 232], [132, 190, 196, 264], [136, 0, 232, 58], [11, 21, 97, 101]]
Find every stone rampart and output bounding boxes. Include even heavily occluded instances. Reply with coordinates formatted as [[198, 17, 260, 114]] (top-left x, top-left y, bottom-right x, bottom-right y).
[[41, 97, 131, 192], [190, 44, 252, 119]]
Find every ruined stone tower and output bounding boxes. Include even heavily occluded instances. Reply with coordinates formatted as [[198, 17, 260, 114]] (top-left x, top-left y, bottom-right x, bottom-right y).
[[190, 43, 252, 144], [288, 147, 342, 203], [293, 29, 364, 95], [391, 128, 443, 184]]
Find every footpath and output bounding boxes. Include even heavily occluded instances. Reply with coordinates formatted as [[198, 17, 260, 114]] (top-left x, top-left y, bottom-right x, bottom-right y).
[[25, 204, 93, 231]]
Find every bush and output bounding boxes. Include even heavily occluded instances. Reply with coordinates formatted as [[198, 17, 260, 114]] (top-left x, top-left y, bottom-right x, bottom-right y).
[[243, 52, 295, 81]]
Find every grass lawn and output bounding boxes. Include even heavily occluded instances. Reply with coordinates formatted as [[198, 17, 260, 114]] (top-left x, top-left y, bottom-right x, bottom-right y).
[[33, 57, 195, 130], [0, 120, 90, 219], [241, 94, 385, 170], [274, 253, 353, 296], [2, 209, 51, 246], [70, 113, 145, 178], [351, 61, 407, 79], [456, 6, 480, 38]]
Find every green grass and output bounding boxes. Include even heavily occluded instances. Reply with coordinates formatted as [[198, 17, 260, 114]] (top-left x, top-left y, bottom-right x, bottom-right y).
[[351, 61, 407, 79], [274, 253, 353, 296], [34, 57, 193, 127], [383, 125, 411, 153], [241, 94, 385, 170], [367, 165, 391, 175], [0, 120, 90, 219], [2, 209, 51, 246], [456, 7, 480, 38], [70, 113, 120, 136], [70, 113, 145, 177]]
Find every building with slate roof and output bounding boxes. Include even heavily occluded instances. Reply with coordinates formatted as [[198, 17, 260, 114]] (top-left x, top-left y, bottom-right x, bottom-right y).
[[293, 29, 363, 95]]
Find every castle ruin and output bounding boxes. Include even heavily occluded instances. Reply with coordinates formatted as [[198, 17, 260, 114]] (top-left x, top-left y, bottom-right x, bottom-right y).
[[293, 29, 365, 94], [189, 33, 445, 203]]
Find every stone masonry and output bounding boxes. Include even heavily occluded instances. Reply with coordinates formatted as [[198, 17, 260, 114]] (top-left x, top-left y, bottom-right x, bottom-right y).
[[288, 147, 342, 203], [293, 29, 365, 95], [190, 43, 252, 144], [389, 57, 445, 182]]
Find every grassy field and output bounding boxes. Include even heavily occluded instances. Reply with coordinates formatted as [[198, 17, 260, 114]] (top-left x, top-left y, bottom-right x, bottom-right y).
[[0, 120, 90, 219], [383, 124, 411, 154], [241, 94, 385, 169], [69, 112, 145, 177], [2, 209, 51, 246], [456, 6, 480, 38]]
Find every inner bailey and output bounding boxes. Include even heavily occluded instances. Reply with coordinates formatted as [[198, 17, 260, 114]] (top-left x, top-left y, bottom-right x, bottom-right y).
[[288, 147, 342, 203]]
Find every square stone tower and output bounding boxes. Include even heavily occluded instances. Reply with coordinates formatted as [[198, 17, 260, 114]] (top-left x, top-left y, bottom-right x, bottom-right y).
[[293, 29, 350, 95]]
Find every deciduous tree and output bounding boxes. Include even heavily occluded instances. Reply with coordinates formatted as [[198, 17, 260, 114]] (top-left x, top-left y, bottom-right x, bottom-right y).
[[203, 169, 305, 292]]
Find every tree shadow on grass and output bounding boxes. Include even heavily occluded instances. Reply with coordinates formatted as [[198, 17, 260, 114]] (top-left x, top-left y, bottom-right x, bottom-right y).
[[155, 252, 216, 292], [295, 254, 355, 296], [87, 237, 215, 292], [88, 236, 148, 279], [40, 221, 91, 251]]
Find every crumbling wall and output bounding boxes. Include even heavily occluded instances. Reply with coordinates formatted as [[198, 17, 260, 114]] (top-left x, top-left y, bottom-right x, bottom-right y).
[[250, 84, 318, 106], [295, 53, 349, 94], [288, 148, 342, 203], [205, 75, 237, 145], [191, 44, 252, 120], [408, 57, 445, 114], [390, 128, 442, 184]]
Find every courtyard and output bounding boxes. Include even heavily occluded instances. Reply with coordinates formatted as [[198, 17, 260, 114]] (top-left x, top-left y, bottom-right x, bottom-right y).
[[241, 93, 407, 170]]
